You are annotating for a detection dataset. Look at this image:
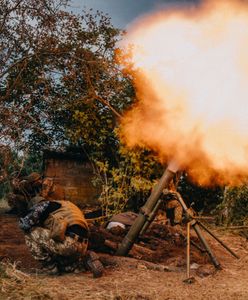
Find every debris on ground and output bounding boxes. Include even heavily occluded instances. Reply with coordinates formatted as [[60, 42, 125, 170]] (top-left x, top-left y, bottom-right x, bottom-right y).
[[1, 211, 248, 299]]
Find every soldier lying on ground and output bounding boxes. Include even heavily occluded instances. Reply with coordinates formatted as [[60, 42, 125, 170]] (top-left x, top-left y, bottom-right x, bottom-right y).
[[106, 211, 139, 235], [19, 198, 104, 278], [7, 172, 42, 216], [105, 187, 183, 236]]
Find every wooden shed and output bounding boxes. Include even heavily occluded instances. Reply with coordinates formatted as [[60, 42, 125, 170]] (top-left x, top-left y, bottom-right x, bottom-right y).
[[42, 150, 100, 208]]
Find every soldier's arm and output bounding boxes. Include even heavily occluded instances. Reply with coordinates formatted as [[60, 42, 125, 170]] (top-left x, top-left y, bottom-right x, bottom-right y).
[[19, 201, 61, 232]]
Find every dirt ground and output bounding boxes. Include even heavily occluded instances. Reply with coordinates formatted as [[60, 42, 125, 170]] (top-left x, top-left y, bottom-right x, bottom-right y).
[[0, 211, 248, 300]]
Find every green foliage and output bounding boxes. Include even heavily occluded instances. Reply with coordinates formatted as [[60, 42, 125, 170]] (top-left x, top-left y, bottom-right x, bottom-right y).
[[0, 262, 9, 279], [91, 143, 163, 217], [0, 1, 160, 212], [216, 184, 248, 226], [178, 172, 223, 213], [1, 1, 224, 217], [1, 0, 131, 154]]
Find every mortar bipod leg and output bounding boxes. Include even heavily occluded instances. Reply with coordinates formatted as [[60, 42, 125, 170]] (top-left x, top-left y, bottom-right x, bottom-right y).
[[186, 221, 191, 279], [197, 221, 239, 259], [192, 220, 221, 270]]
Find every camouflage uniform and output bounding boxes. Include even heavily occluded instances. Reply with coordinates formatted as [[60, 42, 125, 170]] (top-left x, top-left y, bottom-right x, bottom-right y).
[[40, 177, 65, 200], [162, 190, 183, 225], [166, 198, 183, 225], [7, 193, 28, 215], [7, 172, 42, 215], [106, 211, 138, 235], [25, 227, 88, 273], [19, 200, 103, 276]]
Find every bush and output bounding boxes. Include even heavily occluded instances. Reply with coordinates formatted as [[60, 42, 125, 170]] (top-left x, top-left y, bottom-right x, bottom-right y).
[[216, 184, 248, 226], [177, 172, 223, 214]]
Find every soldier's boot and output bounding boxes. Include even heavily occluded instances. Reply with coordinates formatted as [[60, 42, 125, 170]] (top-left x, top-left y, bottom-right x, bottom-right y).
[[84, 251, 104, 278]]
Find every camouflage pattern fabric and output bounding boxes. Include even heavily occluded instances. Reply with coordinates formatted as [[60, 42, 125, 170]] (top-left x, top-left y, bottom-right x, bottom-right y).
[[7, 193, 28, 215], [109, 211, 138, 227], [41, 177, 65, 200], [7, 172, 42, 215], [12, 173, 42, 196], [19, 201, 50, 232], [166, 199, 183, 224], [161, 190, 183, 225], [25, 227, 88, 273]]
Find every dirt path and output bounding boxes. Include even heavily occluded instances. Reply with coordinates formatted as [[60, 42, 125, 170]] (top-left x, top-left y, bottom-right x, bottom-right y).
[[0, 213, 248, 300], [0, 213, 41, 271]]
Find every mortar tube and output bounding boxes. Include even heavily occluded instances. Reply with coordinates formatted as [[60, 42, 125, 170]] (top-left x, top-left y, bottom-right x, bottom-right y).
[[139, 199, 162, 236], [116, 163, 178, 256]]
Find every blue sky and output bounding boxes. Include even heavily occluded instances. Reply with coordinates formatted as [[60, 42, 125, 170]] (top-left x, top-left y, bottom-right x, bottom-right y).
[[70, 0, 199, 28]]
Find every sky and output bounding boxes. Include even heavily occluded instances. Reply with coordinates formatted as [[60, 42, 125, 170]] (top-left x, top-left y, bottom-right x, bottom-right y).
[[70, 0, 199, 29]]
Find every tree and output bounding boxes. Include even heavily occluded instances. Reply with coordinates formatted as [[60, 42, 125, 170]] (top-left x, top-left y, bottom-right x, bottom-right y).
[[215, 184, 248, 226], [0, 1, 163, 212], [0, 0, 130, 152]]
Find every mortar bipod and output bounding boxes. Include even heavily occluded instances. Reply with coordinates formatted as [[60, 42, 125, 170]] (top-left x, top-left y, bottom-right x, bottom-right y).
[[177, 193, 239, 269]]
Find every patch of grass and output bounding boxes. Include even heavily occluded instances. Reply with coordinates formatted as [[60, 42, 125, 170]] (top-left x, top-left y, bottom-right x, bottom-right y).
[[0, 262, 9, 279], [0, 260, 53, 300]]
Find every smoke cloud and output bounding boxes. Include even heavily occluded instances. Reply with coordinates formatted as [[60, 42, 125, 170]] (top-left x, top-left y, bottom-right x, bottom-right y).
[[119, 0, 248, 185]]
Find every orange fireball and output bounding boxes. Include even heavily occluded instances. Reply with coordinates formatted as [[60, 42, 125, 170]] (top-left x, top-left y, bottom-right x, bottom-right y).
[[119, 0, 248, 186]]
